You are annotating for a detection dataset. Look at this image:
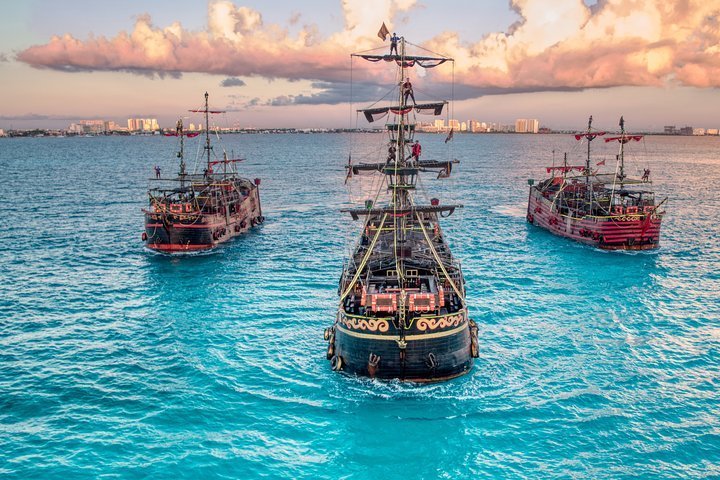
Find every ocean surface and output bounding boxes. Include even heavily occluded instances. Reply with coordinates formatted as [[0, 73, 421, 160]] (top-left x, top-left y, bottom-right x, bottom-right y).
[[0, 132, 718, 479]]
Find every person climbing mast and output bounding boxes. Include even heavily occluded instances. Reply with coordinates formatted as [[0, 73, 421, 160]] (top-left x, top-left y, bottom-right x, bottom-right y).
[[402, 78, 416, 106]]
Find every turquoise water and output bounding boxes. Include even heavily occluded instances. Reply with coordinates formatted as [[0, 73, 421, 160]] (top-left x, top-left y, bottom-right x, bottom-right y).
[[1, 133, 718, 478]]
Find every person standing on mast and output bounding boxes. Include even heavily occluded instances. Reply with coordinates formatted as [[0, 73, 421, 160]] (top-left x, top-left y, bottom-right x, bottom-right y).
[[407, 140, 422, 164], [390, 32, 399, 55]]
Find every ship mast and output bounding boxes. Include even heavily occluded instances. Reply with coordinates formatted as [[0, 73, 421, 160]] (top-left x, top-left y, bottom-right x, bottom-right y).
[[619, 115, 626, 190], [204, 92, 212, 172], [585, 115, 592, 212], [177, 119, 187, 188], [394, 37, 408, 290]]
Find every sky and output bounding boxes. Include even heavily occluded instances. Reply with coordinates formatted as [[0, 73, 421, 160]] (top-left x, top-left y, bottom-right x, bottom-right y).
[[0, 0, 718, 131]]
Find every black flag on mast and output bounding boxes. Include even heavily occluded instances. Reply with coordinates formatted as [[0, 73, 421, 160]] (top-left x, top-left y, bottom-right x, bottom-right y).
[[377, 23, 390, 41]]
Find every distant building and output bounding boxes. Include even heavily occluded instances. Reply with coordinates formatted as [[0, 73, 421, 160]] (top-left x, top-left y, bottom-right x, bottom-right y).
[[679, 126, 693, 135], [664, 125, 677, 135], [0, 129, 5, 137], [460, 122, 467, 132], [707, 128, 719, 136], [693, 128, 706, 136], [448, 119, 460, 130], [127, 117, 159, 131], [515, 118, 539, 133]]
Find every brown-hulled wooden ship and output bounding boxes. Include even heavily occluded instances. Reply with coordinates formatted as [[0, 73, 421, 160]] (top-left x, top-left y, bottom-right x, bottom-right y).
[[527, 116, 666, 250], [324, 36, 478, 382], [142, 93, 263, 253]]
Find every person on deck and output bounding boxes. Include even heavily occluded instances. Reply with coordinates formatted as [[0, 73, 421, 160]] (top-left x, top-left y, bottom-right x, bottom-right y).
[[642, 168, 650, 182], [408, 140, 421, 163], [390, 33, 399, 55], [402, 78, 416, 106], [154, 165, 161, 179]]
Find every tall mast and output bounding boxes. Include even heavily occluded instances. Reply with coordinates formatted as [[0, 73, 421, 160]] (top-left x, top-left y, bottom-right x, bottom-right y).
[[619, 116, 625, 189], [585, 115, 592, 211], [177, 119, 186, 188], [204, 92, 211, 171], [395, 37, 407, 289]]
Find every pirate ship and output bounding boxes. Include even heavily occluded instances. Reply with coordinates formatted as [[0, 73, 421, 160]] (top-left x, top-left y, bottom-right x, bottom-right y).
[[527, 116, 665, 250], [323, 36, 478, 382], [142, 92, 263, 253]]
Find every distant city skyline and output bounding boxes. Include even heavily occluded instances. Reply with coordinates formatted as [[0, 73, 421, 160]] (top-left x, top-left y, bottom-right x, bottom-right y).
[[1, 1, 718, 131]]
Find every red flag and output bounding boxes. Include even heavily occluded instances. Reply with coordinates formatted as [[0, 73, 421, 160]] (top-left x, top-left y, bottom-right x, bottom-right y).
[[377, 23, 390, 41], [596, 159, 606, 166]]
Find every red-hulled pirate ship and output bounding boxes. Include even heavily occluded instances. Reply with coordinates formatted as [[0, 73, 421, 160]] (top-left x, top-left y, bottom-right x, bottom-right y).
[[324, 34, 478, 382], [527, 116, 665, 250], [142, 92, 263, 253]]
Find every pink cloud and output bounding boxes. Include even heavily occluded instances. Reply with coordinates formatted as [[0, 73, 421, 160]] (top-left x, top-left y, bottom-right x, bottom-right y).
[[15, 0, 720, 98]]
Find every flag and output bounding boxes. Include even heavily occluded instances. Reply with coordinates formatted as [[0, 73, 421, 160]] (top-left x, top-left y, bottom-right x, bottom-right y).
[[444, 128, 454, 143], [596, 159, 606, 166], [377, 23, 390, 41]]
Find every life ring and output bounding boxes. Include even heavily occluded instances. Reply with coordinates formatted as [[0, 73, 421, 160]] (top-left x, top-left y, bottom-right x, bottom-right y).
[[141, 232, 148, 241], [527, 213, 534, 223], [592, 232, 600, 240], [256, 216, 265, 224], [324, 327, 333, 341], [330, 355, 343, 371], [234, 224, 241, 233], [326, 344, 335, 360]]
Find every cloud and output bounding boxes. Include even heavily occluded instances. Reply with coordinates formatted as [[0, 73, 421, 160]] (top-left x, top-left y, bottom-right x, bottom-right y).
[[424, 0, 720, 90], [0, 52, 8, 62], [0, 113, 87, 121], [14, 0, 720, 99], [16, 1, 416, 83], [220, 76, 246, 87]]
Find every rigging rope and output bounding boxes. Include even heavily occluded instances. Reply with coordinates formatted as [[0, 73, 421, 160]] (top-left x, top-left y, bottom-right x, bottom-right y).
[[415, 211, 464, 302], [339, 213, 389, 303]]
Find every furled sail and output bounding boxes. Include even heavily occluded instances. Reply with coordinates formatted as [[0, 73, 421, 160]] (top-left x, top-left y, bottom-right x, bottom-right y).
[[359, 102, 446, 123], [354, 54, 450, 68], [605, 135, 643, 143], [574, 132, 606, 141]]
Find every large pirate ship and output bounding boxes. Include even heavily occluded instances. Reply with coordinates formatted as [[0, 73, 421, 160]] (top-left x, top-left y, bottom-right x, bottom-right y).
[[324, 36, 478, 382], [527, 116, 665, 250], [142, 93, 263, 253]]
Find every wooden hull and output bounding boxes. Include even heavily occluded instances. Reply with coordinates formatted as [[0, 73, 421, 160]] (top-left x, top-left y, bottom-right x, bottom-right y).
[[527, 187, 662, 250], [144, 187, 262, 253], [329, 309, 475, 382]]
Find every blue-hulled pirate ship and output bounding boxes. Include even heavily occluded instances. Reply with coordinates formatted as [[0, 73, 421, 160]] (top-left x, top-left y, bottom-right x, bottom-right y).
[[324, 35, 478, 382], [142, 92, 263, 253]]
